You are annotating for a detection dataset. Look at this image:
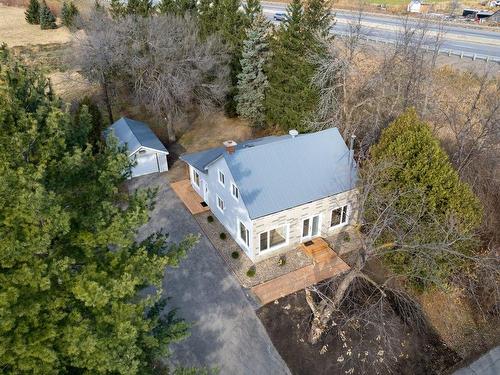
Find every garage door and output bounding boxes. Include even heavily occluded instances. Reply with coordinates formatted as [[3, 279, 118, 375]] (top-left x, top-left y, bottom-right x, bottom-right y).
[[132, 153, 159, 177]]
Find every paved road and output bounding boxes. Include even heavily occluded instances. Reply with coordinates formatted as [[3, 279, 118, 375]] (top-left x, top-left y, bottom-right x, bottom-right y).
[[127, 173, 290, 375], [262, 1, 500, 61]]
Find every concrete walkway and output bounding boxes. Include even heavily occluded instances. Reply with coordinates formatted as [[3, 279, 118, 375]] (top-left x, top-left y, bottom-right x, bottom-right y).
[[127, 173, 290, 375]]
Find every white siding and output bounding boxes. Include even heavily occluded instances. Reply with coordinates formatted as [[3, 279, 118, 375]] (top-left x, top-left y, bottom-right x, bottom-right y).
[[208, 158, 254, 258], [131, 147, 168, 177]]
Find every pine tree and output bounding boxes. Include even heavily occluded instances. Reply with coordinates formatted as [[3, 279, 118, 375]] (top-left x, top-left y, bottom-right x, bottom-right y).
[[39, 1, 57, 29], [0, 45, 196, 374], [198, 0, 246, 116], [109, 0, 126, 18], [126, 0, 154, 16], [236, 13, 270, 127], [303, 0, 333, 39], [61, 1, 79, 28], [25, 0, 40, 24], [243, 0, 261, 26], [158, 0, 197, 15], [265, 0, 318, 131]]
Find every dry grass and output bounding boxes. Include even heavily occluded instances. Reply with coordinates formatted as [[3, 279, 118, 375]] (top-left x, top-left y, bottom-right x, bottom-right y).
[[419, 288, 500, 359], [0, 5, 71, 47]]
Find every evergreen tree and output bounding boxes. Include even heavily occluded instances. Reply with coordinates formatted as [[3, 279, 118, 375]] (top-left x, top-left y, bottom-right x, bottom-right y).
[[368, 109, 482, 287], [243, 0, 261, 25], [236, 13, 270, 127], [303, 0, 333, 39], [0, 45, 196, 374], [198, 0, 246, 116], [77, 96, 105, 152], [265, 0, 318, 131], [109, 0, 126, 18], [158, 0, 197, 15], [61, 1, 79, 28], [126, 0, 154, 17], [39, 0, 57, 29], [25, 0, 40, 24]]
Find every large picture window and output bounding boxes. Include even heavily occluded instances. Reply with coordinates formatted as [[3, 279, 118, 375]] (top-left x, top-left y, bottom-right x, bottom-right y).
[[259, 225, 288, 251], [239, 221, 249, 247], [331, 205, 348, 227]]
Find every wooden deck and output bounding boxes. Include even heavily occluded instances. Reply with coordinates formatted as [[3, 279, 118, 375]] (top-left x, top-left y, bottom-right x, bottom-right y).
[[171, 179, 210, 215], [251, 239, 350, 305]]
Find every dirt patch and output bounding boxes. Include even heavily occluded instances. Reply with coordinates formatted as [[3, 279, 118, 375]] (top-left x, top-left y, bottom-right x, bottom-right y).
[[0, 5, 71, 47], [258, 289, 460, 375]]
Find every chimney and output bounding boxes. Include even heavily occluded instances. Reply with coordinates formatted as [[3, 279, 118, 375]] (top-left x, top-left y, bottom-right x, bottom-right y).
[[289, 129, 299, 138], [223, 140, 237, 154]]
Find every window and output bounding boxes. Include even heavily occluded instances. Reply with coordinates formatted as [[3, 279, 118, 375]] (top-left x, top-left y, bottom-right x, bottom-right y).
[[216, 195, 225, 212], [331, 205, 348, 227], [259, 225, 288, 251], [239, 221, 249, 247], [192, 169, 200, 187], [231, 183, 239, 200], [218, 170, 225, 186]]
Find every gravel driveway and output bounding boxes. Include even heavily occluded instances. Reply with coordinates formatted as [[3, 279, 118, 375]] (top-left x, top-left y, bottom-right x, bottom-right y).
[[127, 173, 290, 375]]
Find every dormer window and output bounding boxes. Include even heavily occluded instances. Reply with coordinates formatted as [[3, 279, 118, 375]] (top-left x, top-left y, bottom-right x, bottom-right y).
[[218, 170, 225, 186]]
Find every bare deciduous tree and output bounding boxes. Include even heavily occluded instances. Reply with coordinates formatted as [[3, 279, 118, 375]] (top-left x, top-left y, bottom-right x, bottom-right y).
[[72, 8, 130, 123], [129, 14, 230, 142], [305, 159, 499, 372]]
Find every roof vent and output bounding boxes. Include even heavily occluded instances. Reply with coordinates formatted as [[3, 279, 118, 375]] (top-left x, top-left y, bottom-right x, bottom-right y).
[[289, 129, 299, 138], [223, 140, 237, 154]]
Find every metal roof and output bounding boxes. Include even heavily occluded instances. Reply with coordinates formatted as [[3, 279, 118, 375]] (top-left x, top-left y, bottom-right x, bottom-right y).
[[106, 117, 168, 156], [180, 135, 286, 172], [181, 128, 358, 219]]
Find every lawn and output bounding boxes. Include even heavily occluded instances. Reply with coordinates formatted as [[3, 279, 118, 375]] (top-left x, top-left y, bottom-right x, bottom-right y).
[[0, 4, 71, 47]]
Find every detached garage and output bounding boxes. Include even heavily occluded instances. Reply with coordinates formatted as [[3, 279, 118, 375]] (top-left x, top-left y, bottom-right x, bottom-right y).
[[106, 117, 169, 178]]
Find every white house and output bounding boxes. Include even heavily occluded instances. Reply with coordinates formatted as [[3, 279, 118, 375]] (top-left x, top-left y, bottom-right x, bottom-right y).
[[408, 0, 422, 13], [180, 128, 358, 263], [106, 117, 169, 178]]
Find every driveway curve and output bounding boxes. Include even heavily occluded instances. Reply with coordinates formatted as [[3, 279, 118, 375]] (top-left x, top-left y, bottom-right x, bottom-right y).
[[127, 173, 290, 375]]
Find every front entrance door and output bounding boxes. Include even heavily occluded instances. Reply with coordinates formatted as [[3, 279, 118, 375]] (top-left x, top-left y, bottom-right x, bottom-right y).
[[302, 215, 321, 241]]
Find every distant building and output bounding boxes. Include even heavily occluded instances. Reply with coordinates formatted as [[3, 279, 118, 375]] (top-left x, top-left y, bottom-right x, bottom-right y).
[[407, 0, 434, 13]]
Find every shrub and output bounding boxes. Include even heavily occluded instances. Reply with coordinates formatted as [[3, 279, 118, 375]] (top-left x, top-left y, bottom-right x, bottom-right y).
[[61, 1, 79, 29], [25, 0, 40, 24], [39, 1, 57, 30], [277, 255, 286, 267], [219, 232, 227, 240], [207, 215, 214, 223], [343, 233, 351, 242], [231, 251, 240, 259], [246, 266, 256, 277]]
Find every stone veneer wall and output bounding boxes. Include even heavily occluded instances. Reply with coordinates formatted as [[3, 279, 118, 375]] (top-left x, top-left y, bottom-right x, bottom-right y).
[[251, 189, 358, 262]]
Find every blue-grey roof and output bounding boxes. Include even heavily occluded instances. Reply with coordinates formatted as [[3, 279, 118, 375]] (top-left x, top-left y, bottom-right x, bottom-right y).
[[180, 135, 286, 173], [106, 117, 168, 156], [181, 128, 358, 219]]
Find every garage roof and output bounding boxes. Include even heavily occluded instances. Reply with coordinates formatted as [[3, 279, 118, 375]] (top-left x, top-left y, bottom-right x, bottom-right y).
[[106, 117, 169, 156]]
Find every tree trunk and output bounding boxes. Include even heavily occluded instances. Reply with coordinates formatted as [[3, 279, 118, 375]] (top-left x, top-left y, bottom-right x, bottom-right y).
[[101, 80, 114, 124], [165, 113, 176, 143]]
